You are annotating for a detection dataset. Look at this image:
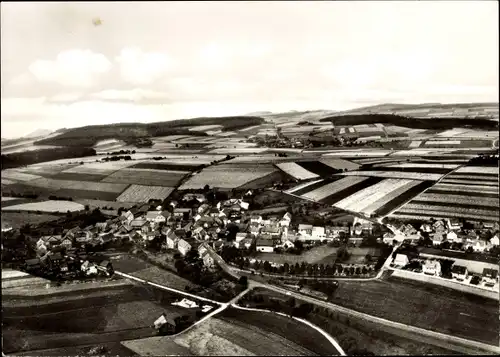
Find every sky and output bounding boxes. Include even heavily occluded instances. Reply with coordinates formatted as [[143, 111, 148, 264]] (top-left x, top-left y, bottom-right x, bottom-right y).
[[1, 1, 498, 138]]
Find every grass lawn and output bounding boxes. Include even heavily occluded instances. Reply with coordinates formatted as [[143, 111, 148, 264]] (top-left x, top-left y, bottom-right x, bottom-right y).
[[256, 247, 381, 265], [330, 276, 499, 345]]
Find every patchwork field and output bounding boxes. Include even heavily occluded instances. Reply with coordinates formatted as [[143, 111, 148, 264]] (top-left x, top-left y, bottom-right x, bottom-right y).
[[179, 164, 277, 190], [102, 168, 187, 187], [116, 185, 175, 203], [2, 170, 43, 182], [391, 165, 499, 222], [2, 200, 85, 213], [333, 179, 423, 217]]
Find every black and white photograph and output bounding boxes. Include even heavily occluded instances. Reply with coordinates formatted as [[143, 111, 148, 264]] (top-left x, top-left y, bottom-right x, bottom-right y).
[[1, 1, 499, 356]]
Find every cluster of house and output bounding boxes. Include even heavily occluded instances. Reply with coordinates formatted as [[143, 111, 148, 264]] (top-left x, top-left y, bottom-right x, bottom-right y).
[[393, 249, 499, 289], [385, 218, 499, 252], [24, 250, 113, 279]]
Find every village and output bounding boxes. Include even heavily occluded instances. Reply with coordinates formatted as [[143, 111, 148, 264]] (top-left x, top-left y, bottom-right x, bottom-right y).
[[13, 187, 498, 297]]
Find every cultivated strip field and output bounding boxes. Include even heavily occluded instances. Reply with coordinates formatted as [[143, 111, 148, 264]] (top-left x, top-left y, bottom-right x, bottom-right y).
[[302, 176, 369, 201], [25, 177, 128, 193], [179, 164, 277, 189], [336, 179, 425, 217], [116, 185, 175, 203], [2, 170, 43, 182], [389, 163, 499, 221], [339, 170, 444, 181], [102, 169, 187, 187], [286, 179, 325, 195], [2, 201, 84, 213], [62, 161, 137, 175], [276, 162, 319, 180]]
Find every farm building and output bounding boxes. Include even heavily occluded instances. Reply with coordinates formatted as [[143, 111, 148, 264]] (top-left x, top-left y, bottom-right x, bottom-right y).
[[177, 239, 192, 256], [145, 211, 168, 223], [393, 254, 409, 268], [464, 239, 491, 253], [451, 264, 468, 281], [490, 235, 499, 246], [154, 313, 179, 334], [256, 239, 274, 253], [261, 224, 282, 237], [238, 237, 254, 250], [311, 226, 326, 240]]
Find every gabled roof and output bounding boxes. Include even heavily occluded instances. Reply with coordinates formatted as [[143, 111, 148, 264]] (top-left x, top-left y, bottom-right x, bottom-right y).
[[298, 224, 313, 230]]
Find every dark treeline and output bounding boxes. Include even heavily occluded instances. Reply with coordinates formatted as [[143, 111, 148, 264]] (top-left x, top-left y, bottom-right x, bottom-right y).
[[319, 114, 499, 130], [1, 147, 96, 170], [35, 116, 264, 148]]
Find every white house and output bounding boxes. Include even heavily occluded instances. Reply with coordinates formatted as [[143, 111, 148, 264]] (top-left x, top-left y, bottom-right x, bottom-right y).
[[465, 239, 490, 253], [202, 251, 215, 269], [178, 239, 192, 256], [256, 239, 274, 253], [121, 210, 134, 224], [145, 211, 167, 224], [198, 244, 208, 258], [447, 218, 462, 231], [422, 260, 441, 276], [446, 231, 458, 243], [482, 268, 498, 286], [311, 226, 326, 240], [393, 254, 409, 268], [490, 235, 499, 246], [298, 224, 313, 237]]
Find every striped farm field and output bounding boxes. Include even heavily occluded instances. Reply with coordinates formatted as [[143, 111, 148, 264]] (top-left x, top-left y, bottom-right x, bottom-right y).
[[412, 192, 498, 207], [428, 182, 498, 194], [454, 166, 499, 175], [26, 177, 128, 193], [439, 178, 498, 187], [393, 205, 499, 222], [302, 176, 369, 201], [318, 158, 360, 171], [293, 161, 344, 177], [442, 174, 499, 183], [339, 170, 443, 181], [1, 170, 43, 182], [373, 181, 435, 217], [2, 200, 84, 213], [334, 179, 414, 214], [275, 162, 319, 180], [179, 164, 277, 189], [286, 179, 325, 195], [102, 169, 187, 187], [116, 185, 175, 203], [367, 165, 454, 175], [129, 162, 203, 172]]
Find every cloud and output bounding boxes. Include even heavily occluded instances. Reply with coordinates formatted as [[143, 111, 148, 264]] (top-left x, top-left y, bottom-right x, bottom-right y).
[[28, 49, 112, 88], [90, 88, 170, 103], [48, 93, 83, 103], [116, 47, 176, 85]]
